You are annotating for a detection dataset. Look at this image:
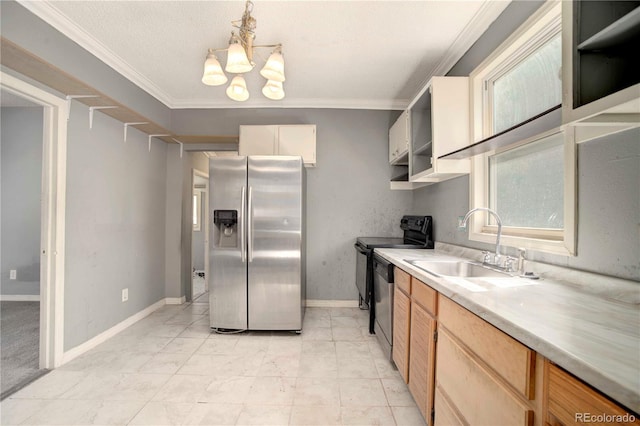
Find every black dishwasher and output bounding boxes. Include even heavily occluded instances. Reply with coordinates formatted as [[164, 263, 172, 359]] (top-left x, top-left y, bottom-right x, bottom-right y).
[[373, 254, 394, 360]]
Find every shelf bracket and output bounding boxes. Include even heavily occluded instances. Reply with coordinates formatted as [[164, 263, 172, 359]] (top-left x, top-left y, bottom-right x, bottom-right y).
[[171, 138, 184, 158], [89, 106, 118, 129], [65, 95, 99, 120], [148, 134, 170, 152], [123, 122, 149, 142]]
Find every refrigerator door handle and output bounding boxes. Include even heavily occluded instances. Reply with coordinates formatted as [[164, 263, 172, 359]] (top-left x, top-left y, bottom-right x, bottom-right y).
[[248, 186, 253, 262], [240, 186, 246, 263]]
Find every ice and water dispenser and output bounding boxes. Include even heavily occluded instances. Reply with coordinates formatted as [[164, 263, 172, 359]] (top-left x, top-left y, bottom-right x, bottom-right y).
[[213, 210, 238, 248]]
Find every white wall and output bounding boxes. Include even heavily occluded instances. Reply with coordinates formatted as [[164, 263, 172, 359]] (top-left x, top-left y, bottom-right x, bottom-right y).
[[1, 106, 43, 296], [63, 101, 168, 351]]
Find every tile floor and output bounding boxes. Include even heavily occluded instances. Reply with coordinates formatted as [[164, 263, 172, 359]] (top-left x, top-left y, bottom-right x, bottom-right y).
[[0, 296, 426, 425]]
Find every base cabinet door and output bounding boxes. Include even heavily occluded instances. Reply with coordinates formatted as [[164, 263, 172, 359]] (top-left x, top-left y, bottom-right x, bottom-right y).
[[392, 287, 411, 383], [546, 362, 640, 426], [436, 328, 534, 426], [434, 386, 465, 426], [409, 302, 437, 421]]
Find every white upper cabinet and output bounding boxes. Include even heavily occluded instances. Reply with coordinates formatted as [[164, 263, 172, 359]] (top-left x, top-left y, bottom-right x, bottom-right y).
[[239, 125, 316, 167], [389, 111, 410, 165], [239, 125, 278, 156], [562, 1, 640, 142], [409, 76, 471, 182]]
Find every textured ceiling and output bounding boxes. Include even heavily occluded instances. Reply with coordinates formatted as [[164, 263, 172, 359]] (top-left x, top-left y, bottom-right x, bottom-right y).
[[20, 0, 510, 110]]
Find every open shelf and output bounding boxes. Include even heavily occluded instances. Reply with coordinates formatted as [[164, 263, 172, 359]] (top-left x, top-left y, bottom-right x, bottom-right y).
[[578, 5, 640, 51], [570, 1, 640, 111], [413, 141, 433, 156], [391, 151, 409, 166]]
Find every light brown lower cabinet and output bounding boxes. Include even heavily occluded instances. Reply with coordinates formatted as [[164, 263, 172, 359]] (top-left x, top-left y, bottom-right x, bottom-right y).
[[391, 269, 635, 426], [436, 327, 534, 425], [546, 362, 640, 426], [409, 299, 437, 421], [392, 287, 411, 383], [433, 385, 465, 426]]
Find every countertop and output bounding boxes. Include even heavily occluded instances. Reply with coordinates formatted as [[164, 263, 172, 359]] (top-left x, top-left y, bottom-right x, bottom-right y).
[[374, 247, 640, 413]]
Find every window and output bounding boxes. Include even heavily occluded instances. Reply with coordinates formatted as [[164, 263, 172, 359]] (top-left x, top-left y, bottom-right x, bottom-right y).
[[489, 134, 564, 230], [469, 2, 576, 255], [490, 34, 562, 134]]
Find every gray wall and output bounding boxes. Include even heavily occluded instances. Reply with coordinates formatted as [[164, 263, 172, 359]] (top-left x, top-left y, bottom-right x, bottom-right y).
[[0, 107, 43, 296], [412, 0, 640, 282], [64, 101, 168, 350], [172, 109, 414, 300]]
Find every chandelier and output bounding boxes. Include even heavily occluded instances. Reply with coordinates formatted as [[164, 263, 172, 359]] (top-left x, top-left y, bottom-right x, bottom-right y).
[[201, 1, 285, 101]]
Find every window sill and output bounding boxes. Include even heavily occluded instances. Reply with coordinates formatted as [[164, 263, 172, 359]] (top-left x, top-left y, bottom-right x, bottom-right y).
[[468, 229, 574, 256]]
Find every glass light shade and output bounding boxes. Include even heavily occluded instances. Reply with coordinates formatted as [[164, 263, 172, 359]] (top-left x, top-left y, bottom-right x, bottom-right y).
[[226, 42, 253, 74], [260, 51, 285, 82], [201, 53, 227, 86], [226, 75, 250, 101], [262, 80, 285, 100]]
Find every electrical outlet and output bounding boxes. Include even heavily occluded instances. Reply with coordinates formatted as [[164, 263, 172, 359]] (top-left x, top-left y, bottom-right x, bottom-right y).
[[457, 216, 467, 231], [122, 288, 129, 302], [9, 270, 17, 280]]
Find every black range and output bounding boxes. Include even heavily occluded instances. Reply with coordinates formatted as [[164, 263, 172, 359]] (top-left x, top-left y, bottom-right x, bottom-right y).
[[354, 215, 434, 332]]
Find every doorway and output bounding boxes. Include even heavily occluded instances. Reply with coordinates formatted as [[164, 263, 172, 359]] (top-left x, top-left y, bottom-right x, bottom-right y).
[[0, 72, 67, 395], [0, 92, 44, 397], [191, 171, 209, 304]]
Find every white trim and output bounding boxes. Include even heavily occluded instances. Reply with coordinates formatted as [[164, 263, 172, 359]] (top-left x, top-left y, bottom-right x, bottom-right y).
[[306, 299, 359, 308], [1, 71, 68, 369], [171, 98, 410, 110], [165, 296, 186, 305], [16, 0, 173, 108], [0, 295, 41, 302], [60, 299, 167, 365]]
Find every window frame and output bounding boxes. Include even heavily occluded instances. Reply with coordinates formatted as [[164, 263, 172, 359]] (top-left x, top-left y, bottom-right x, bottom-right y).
[[468, 1, 576, 256]]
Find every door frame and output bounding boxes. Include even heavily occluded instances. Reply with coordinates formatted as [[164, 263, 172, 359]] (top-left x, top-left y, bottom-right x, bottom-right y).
[[1, 71, 67, 368], [191, 169, 209, 301]]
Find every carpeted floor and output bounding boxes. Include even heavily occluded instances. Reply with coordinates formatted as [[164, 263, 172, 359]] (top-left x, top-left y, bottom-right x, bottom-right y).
[[1, 301, 44, 400]]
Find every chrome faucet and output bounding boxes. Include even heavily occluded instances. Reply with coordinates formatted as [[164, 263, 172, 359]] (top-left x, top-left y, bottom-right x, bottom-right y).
[[462, 207, 503, 268]]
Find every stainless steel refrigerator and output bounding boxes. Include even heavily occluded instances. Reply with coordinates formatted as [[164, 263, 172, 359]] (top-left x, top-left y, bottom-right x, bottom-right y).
[[209, 156, 306, 331]]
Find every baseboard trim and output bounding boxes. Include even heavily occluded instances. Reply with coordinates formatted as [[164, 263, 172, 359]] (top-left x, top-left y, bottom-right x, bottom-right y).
[[0, 295, 41, 302], [166, 296, 186, 305], [306, 299, 359, 308], [60, 298, 167, 365]]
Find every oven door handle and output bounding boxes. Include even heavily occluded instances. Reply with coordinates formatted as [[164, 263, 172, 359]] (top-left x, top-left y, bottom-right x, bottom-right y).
[[354, 244, 369, 255]]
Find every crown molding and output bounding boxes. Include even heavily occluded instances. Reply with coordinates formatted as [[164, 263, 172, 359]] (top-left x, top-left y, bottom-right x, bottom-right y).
[[17, 0, 175, 107], [408, 0, 511, 104], [170, 97, 409, 111]]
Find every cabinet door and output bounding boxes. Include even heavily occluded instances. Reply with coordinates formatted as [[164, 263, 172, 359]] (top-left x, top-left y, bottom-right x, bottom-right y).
[[239, 125, 277, 156], [436, 328, 533, 426], [278, 125, 316, 166], [392, 287, 411, 383], [431, 77, 470, 158], [389, 111, 409, 163], [409, 302, 437, 421], [547, 363, 640, 426]]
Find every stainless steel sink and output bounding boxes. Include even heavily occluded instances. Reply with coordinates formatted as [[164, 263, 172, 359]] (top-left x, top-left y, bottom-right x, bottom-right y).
[[405, 260, 510, 278]]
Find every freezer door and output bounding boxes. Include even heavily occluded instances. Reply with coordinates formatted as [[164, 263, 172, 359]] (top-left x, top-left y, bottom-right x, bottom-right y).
[[209, 156, 248, 330], [247, 156, 304, 330]]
